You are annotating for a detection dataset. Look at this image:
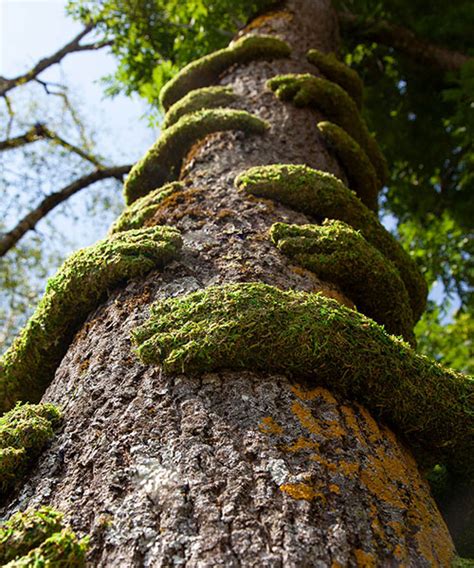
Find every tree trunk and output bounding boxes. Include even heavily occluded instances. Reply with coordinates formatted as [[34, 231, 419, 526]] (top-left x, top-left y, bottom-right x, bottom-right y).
[[1, 0, 455, 565]]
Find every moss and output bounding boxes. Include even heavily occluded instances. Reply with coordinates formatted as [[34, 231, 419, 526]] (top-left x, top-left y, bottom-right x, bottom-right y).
[[0, 403, 61, 495], [132, 282, 474, 478], [0, 507, 88, 566], [123, 108, 268, 204], [160, 34, 291, 110], [110, 182, 183, 233], [317, 120, 379, 212], [270, 220, 415, 344], [453, 558, 474, 567], [163, 86, 240, 129], [267, 73, 388, 186], [306, 49, 364, 109], [235, 164, 427, 321], [0, 226, 182, 414]]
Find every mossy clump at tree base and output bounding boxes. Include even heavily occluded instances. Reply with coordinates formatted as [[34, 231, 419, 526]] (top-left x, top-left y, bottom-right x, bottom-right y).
[[0, 226, 182, 414], [163, 86, 240, 129], [160, 34, 291, 110], [267, 72, 388, 187], [235, 164, 427, 320], [0, 507, 88, 566], [0, 403, 61, 495], [306, 48, 364, 109], [123, 108, 268, 204], [132, 282, 473, 478], [270, 220, 415, 344], [111, 182, 183, 233]]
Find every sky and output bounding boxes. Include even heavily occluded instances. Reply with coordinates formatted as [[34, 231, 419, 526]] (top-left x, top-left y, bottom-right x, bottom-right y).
[[0, 0, 156, 166]]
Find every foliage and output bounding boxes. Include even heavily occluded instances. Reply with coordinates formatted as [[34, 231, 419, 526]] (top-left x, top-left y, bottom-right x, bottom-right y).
[[67, 0, 278, 103], [0, 507, 88, 566], [0, 226, 182, 413], [416, 302, 474, 375], [132, 282, 474, 478], [0, 403, 61, 495]]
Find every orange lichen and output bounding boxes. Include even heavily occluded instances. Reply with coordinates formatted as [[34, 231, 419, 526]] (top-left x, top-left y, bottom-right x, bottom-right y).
[[253, 383, 454, 562], [354, 549, 376, 567], [280, 482, 326, 502], [290, 384, 321, 401], [259, 416, 284, 435], [281, 437, 319, 453]]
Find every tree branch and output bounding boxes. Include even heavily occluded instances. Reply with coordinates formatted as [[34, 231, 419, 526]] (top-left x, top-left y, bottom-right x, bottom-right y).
[[0, 25, 112, 97], [0, 123, 103, 167], [0, 165, 131, 257], [338, 11, 471, 73]]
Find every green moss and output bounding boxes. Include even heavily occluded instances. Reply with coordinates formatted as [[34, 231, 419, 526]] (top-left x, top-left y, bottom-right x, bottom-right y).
[[235, 164, 427, 321], [453, 558, 474, 567], [160, 34, 291, 110], [270, 220, 415, 344], [0, 403, 61, 494], [123, 108, 268, 204], [163, 86, 240, 129], [0, 507, 88, 566], [317, 120, 379, 212], [0, 226, 182, 414], [111, 182, 183, 233], [267, 73, 388, 186], [132, 282, 474, 478], [306, 49, 364, 109]]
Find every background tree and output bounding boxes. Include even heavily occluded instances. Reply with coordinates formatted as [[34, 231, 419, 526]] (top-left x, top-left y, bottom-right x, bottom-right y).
[[0, 0, 473, 565]]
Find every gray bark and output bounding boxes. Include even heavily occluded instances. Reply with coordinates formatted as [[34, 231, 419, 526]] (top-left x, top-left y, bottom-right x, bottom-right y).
[[1, 0, 454, 565]]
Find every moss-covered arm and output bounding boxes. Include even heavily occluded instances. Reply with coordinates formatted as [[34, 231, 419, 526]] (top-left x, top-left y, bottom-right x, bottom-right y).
[[163, 86, 240, 129], [160, 34, 291, 110], [319, 120, 379, 212], [0, 403, 61, 495], [306, 48, 364, 109], [110, 182, 183, 233], [132, 282, 474, 478], [0, 507, 88, 566], [267, 73, 388, 187], [270, 221, 415, 344], [123, 108, 268, 204], [0, 226, 182, 414], [235, 164, 427, 321]]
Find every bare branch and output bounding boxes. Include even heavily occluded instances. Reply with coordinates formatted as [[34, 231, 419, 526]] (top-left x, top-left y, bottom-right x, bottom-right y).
[[0, 25, 112, 97], [2, 95, 15, 138], [0, 123, 103, 167], [0, 165, 132, 257], [338, 11, 471, 73]]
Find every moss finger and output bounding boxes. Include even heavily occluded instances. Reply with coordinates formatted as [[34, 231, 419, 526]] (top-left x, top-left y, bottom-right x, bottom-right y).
[[123, 108, 268, 204], [160, 34, 291, 110]]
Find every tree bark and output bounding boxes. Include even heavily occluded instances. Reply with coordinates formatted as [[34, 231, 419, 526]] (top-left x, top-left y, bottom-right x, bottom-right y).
[[1, 0, 455, 565]]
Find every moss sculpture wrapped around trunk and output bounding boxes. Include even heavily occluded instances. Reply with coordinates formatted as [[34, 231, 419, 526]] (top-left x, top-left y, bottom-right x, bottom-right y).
[[1, 1, 473, 565]]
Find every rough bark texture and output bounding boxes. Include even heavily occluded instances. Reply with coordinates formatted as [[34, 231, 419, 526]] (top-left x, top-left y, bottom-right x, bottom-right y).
[[1, 0, 455, 566]]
